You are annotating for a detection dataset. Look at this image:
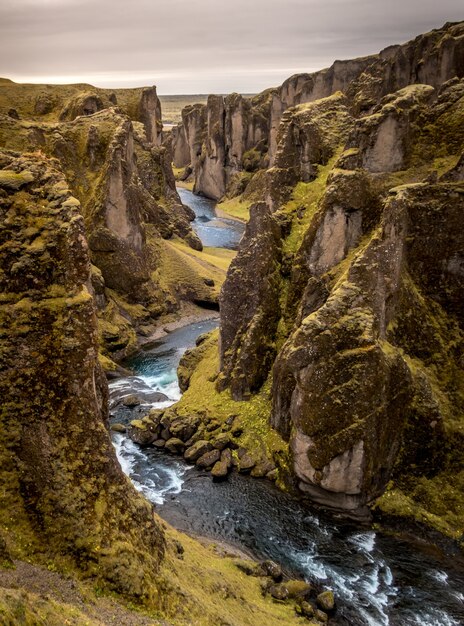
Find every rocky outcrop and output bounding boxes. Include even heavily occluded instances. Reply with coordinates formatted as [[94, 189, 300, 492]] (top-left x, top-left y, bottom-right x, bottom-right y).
[[272, 182, 463, 512], [220, 93, 356, 399], [171, 21, 464, 201], [0, 81, 216, 360], [0, 150, 165, 595], [171, 90, 272, 200], [218, 201, 282, 399], [218, 67, 464, 528], [172, 102, 207, 171], [0, 80, 163, 147]]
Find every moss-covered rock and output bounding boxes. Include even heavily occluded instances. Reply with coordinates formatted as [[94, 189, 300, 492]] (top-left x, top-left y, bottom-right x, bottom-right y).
[[0, 151, 165, 598], [316, 590, 335, 611], [215, 58, 464, 539], [0, 81, 220, 360]]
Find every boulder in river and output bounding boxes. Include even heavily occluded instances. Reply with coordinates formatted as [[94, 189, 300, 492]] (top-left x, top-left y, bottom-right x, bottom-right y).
[[110, 423, 127, 433], [317, 590, 335, 611], [238, 452, 256, 472], [298, 601, 315, 619], [251, 460, 276, 478], [314, 608, 329, 623], [211, 460, 229, 479], [257, 560, 283, 582], [212, 432, 231, 450], [128, 419, 157, 446], [165, 438, 186, 454], [269, 580, 312, 601], [169, 416, 200, 442], [123, 394, 141, 407]]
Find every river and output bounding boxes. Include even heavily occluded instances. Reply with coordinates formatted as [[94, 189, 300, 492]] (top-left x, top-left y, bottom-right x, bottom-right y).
[[109, 189, 464, 626]]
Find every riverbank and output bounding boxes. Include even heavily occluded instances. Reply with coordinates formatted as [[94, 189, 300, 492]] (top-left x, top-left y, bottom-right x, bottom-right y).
[[111, 319, 464, 626], [137, 303, 219, 348]]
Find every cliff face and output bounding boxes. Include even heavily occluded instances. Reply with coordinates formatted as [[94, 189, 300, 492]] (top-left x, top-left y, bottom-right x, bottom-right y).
[[172, 90, 272, 200], [218, 44, 464, 533], [171, 21, 464, 201], [0, 150, 165, 596], [0, 81, 224, 362], [0, 81, 163, 145]]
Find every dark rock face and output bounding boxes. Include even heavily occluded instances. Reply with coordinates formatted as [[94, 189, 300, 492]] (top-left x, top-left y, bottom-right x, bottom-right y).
[[173, 102, 207, 172], [219, 93, 355, 399], [218, 202, 282, 400], [171, 22, 464, 200], [218, 47, 464, 518], [272, 182, 464, 511], [0, 151, 165, 595], [138, 86, 162, 144]]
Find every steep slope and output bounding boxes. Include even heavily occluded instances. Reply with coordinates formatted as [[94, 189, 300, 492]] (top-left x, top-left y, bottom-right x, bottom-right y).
[[0, 150, 317, 626], [216, 68, 464, 537], [0, 150, 165, 596], [171, 21, 464, 201], [0, 81, 226, 362]]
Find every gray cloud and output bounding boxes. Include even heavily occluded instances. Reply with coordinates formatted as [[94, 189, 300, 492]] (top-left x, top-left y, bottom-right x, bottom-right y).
[[0, 0, 462, 93]]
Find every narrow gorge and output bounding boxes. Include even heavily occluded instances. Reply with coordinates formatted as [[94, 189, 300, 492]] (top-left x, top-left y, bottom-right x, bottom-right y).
[[1, 17, 464, 626]]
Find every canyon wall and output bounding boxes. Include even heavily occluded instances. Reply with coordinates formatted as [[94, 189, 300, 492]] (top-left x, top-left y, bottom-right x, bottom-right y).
[[0, 150, 166, 596], [216, 26, 464, 532], [171, 21, 464, 201], [0, 81, 222, 363]]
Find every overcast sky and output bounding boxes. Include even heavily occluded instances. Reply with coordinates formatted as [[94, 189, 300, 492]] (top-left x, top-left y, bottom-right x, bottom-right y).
[[0, 0, 462, 94]]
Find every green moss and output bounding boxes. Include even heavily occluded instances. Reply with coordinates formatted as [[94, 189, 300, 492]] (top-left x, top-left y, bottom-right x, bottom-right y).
[[0, 588, 104, 626], [242, 147, 261, 172], [375, 481, 464, 543], [174, 331, 288, 465], [216, 197, 251, 222], [280, 151, 342, 257], [152, 237, 230, 303], [160, 527, 306, 626], [0, 170, 34, 190]]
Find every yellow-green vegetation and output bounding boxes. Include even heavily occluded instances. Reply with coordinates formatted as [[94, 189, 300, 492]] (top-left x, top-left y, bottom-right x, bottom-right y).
[[174, 330, 288, 471], [280, 152, 342, 256], [159, 527, 312, 626], [216, 196, 251, 222], [98, 352, 119, 373], [172, 165, 194, 190], [0, 531, 312, 626], [0, 169, 35, 190], [0, 79, 159, 124], [173, 241, 235, 272], [242, 147, 262, 172], [375, 475, 464, 542], [153, 237, 233, 301], [0, 588, 107, 626]]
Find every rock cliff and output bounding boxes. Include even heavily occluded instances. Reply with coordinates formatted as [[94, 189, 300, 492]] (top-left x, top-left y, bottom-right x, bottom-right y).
[[171, 22, 464, 202], [217, 37, 464, 537], [0, 150, 165, 596], [0, 150, 320, 626], [0, 80, 224, 362]]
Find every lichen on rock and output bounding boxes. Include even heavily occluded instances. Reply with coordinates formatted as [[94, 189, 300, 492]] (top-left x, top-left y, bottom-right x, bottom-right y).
[[0, 150, 165, 598]]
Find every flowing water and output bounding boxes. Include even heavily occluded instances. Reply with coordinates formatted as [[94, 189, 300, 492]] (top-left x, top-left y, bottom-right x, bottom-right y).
[[177, 187, 244, 249], [109, 191, 464, 626]]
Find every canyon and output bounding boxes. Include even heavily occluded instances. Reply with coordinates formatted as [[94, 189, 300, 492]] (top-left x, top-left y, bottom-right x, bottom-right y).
[[0, 19, 464, 626]]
